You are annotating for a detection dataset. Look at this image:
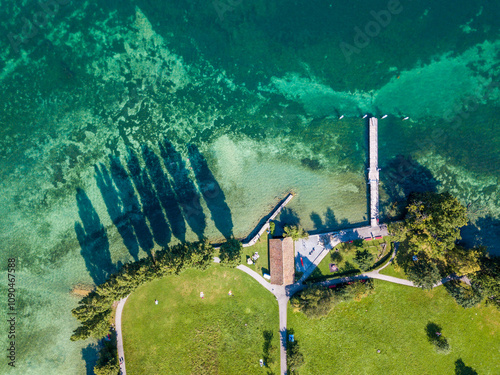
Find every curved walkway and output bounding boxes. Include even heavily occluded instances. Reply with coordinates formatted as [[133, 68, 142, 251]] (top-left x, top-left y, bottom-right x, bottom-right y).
[[114, 250, 466, 375]]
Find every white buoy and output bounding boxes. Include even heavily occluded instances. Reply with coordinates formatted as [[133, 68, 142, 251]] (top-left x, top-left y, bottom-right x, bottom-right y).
[[339, 115, 344, 120], [403, 116, 409, 120], [381, 115, 388, 119], [362, 114, 368, 119]]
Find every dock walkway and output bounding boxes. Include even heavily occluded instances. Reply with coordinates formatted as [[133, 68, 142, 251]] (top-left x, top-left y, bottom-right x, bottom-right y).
[[368, 117, 380, 227]]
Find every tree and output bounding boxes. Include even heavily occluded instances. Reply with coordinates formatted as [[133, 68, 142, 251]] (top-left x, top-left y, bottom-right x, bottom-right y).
[[402, 192, 467, 259], [425, 322, 451, 354], [283, 225, 309, 241], [405, 256, 441, 290], [470, 255, 500, 309], [391, 192, 474, 285], [446, 246, 485, 276], [219, 237, 243, 267], [354, 249, 374, 271], [290, 285, 335, 318], [444, 280, 483, 308], [94, 330, 120, 375]]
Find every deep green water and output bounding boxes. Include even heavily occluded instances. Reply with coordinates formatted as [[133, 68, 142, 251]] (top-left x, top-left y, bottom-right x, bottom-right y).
[[0, 0, 499, 373]]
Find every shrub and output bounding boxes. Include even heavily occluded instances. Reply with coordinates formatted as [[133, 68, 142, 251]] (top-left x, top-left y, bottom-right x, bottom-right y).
[[269, 221, 275, 236], [354, 249, 374, 271]]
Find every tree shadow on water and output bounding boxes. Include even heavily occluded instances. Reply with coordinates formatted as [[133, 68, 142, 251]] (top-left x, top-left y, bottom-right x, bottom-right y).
[[127, 149, 171, 247], [109, 155, 154, 256], [380, 155, 440, 219], [142, 145, 186, 242], [81, 343, 99, 375], [95, 163, 140, 260], [275, 208, 300, 237], [74, 188, 115, 285], [159, 139, 206, 239], [310, 207, 349, 233], [461, 216, 500, 256], [188, 144, 233, 239]]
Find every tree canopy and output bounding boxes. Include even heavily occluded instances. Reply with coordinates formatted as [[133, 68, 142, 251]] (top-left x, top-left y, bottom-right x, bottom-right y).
[[219, 237, 243, 267], [391, 192, 491, 293], [283, 225, 309, 241], [394, 192, 467, 259]]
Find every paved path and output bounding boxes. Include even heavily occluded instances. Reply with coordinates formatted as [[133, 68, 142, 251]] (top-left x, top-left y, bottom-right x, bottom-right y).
[[237, 265, 288, 374], [115, 296, 129, 375], [236, 244, 466, 375]]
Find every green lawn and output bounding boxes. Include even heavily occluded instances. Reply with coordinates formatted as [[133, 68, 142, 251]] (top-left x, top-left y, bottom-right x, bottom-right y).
[[379, 262, 409, 280], [241, 232, 270, 277], [122, 265, 279, 374], [307, 238, 393, 281], [288, 280, 500, 375]]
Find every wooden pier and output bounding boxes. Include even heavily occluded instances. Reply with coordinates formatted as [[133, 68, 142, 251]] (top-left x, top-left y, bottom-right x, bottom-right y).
[[368, 117, 380, 227]]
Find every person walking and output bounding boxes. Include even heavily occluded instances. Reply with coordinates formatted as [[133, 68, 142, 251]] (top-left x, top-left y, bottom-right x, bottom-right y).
[[200, 292, 204, 299], [155, 299, 158, 305], [228, 290, 233, 296]]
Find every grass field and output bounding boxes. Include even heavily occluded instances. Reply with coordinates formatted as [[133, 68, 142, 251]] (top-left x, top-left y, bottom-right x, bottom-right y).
[[288, 280, 500, 375], [379, 262, 409, 279], [307, 238, 393, 280], [122, 265, 279, 374], [241, 232, 270, 277]]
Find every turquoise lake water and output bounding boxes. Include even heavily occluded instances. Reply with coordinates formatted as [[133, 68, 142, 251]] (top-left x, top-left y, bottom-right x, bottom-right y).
[[0, 0, 499, 373]]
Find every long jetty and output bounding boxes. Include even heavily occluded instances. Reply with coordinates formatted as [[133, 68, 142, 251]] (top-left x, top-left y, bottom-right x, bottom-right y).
[[368, 117, 380, 227], [242, 193, 294, 247]]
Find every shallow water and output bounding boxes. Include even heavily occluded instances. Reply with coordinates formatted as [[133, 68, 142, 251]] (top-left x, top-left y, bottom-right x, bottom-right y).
[[0, 0, 499, 373]]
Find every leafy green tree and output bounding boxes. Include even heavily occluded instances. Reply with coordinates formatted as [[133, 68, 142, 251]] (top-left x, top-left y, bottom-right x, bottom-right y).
[[354, 249, 374, 271], [396, 192, 467, 259], [283, 225, 309, 241], [405, 257, 441, 290], [446, 246, 485, 276], [470, 255, 500, 309], [94, 330, 120, 375], [425, 322, 451, 354], [70, 309, 112, 341], [444, 280, 483, 308], [290, 286, 335, 318], [219, 237, 243, 267]]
